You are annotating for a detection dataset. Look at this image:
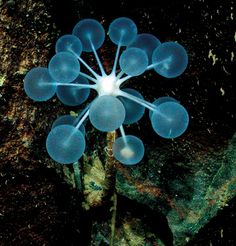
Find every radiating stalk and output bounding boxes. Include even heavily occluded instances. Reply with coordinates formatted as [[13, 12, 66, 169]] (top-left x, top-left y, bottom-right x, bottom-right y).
[[118, 90, 156, 111], [55, 82, 97, 89], [75, 109, 90, 130], [116, 75, 131, 87], [116, 70, 125, 80], [111, 42, 122, 75], [78, 56, 100, 79], [119, 125, 128, 145], [118, 90, 168, 118], [79, 72, 99, 83], [90, 40, 106, 76]]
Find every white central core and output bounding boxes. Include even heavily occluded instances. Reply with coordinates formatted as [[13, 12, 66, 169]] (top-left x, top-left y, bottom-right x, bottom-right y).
[[97, 74, 120, 96]]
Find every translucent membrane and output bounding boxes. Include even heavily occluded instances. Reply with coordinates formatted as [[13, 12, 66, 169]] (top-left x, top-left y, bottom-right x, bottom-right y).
[[55, 34, 83, 57], [56, 75, 90, 106], [128, 33, 161, 64], [119, 88, 145, 124], [89, 95, 125, 132], [52, 115, 85, 136], [46, 125, 85, 164], [108, 17, 137, 46], [24, 67, 56, 101], [72, 19, 105, 52], [152, 41, 188, 78], [119, 48, 148, 76], [149, 96, 178, 119], [151, 102, 189, 138], [112, 135, 144, 165], [48, 52, 80, 83]]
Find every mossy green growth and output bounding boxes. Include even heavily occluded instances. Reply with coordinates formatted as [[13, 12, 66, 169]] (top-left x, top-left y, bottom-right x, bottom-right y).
[[82, 153, 108, 210]]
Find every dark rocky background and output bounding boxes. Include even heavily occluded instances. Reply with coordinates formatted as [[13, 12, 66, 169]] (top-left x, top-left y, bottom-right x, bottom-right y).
[[0, 0, 235, 245]]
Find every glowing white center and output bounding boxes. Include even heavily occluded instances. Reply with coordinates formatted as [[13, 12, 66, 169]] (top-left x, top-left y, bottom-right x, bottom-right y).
[[120, 147, 134, 159], [97, 74, 119, 96]]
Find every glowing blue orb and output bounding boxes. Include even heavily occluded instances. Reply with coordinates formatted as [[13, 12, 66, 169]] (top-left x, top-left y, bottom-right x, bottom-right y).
[[89, 96, 125, 132], [108, 17, 137, 46], [46, 125, 85, 164], [56, 75, 90, 106], [151, 102, 189, 138], [24, 67, 56, 101], [112, 135, 144, 165], [119, 48, 148, 76], [152, 41, 188, 78], [48, 52, 80, 83], [56, 34, 83, 57], [73, 19, 105, 52]]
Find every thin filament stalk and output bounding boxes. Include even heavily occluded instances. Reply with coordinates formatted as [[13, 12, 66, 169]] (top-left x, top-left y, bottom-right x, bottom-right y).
[[118, 90, 156, 111], [90, 40, 106, 76], [79, 72, 99, 83], [56, 82, 97, 89], [72, 104, 91, 126], [111, 42, 121, 75], [119, 125, 128, 145], [116, 75, 131, 87], [78, 56, 100, 79], [75, 109, 90, 130], [118, 90, 168, 118], [116, 70, 125, 80]]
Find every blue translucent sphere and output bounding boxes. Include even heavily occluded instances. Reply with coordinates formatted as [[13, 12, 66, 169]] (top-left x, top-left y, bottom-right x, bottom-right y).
[[119, 88, 145, 124], [72, 19, 105, 52], [119, 48, 148, 76], [151, 102, 189, 138], [55, 35, 83, 57], [24, 67, 56, 101], [89, 96, 125, 132], [128, 33, 161, 64], [152, 41, 188, 78], [46, 125, 85, 164], [112, 135, 144, 165], [48, 52, 80, 83], [108, 17, 137, 46], [52, 115, 85, 136], [56, 75, 90, 106], [149, 96, 178, 119]]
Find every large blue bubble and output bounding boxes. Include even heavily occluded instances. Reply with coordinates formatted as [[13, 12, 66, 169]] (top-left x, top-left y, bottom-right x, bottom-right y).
[[108, 17, 137, 46], [89, 96, 125, 132], [119, 48, 148, 76], [55, 35, 83, 57], [152, 41, 188, 78], [24, 67, 57, 101], [72, 19, 105, 52], [46, 125, 85, 164], [151, 102, 189, 138], [112, 135, 144, 165], [56, 75, 90, 106], [48, 52, 80, 83]]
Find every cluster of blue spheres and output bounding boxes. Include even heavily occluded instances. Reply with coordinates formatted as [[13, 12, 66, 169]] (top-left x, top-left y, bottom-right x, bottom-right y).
[[24, 17, 189, 165]]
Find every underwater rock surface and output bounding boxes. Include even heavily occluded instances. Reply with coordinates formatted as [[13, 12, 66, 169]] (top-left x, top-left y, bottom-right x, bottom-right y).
[[116, 133, 236, 245], [0, 0, 235, 245]]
